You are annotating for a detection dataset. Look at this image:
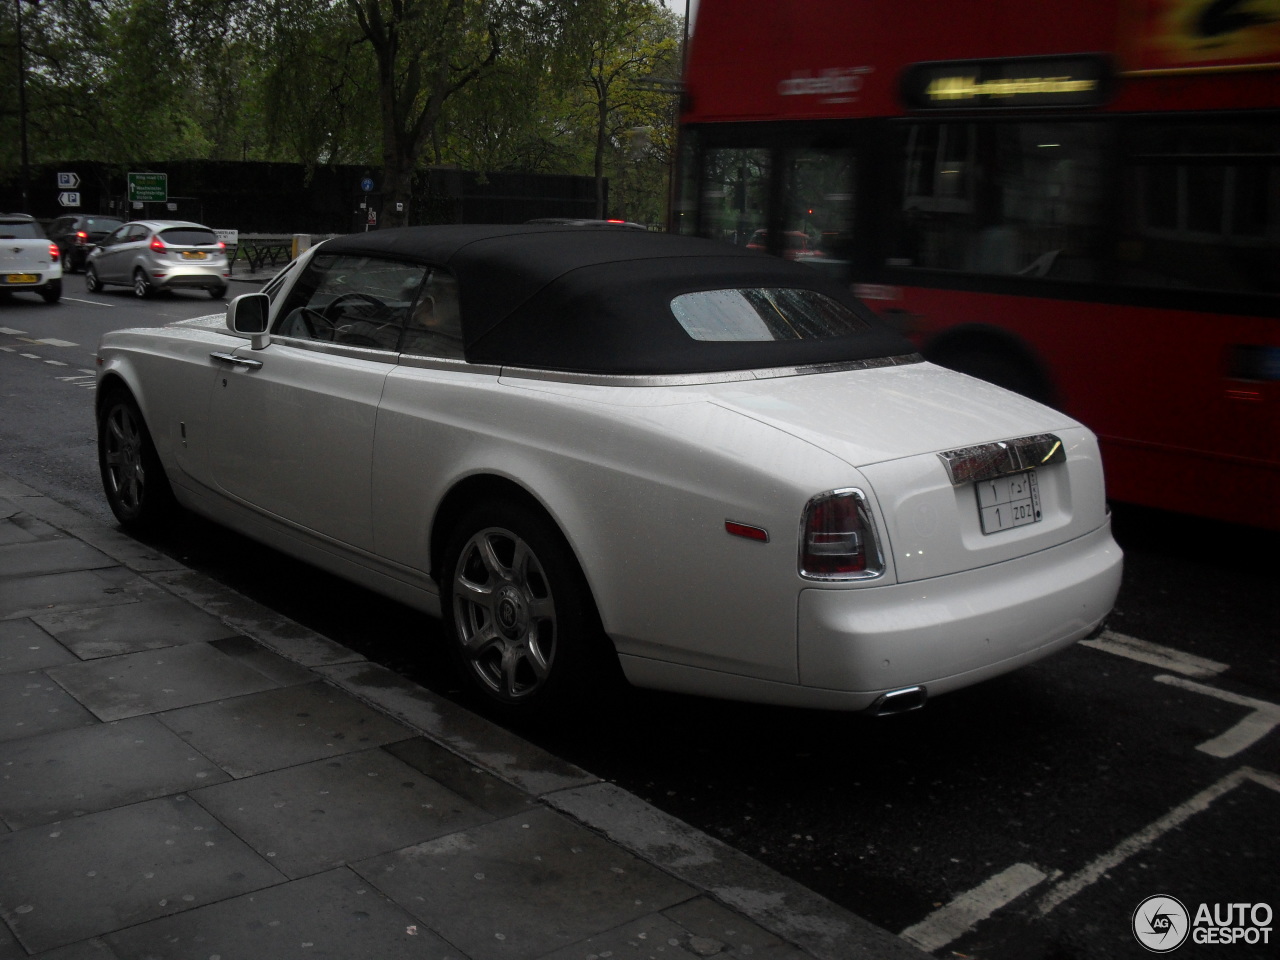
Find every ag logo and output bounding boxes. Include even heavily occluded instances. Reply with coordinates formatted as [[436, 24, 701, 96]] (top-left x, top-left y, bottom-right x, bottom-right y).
[[1133, 895, 1190, 952]]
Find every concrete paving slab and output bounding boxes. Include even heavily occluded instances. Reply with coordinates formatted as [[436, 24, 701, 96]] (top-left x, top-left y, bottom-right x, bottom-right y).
[[149, 570, 366, 667], [0, 917, 20, 960], [662, 896, 815, 959], [104, 868, 458, 960], [191, 747, 495, 880], [0, 716, 231, 829], [0, 795, 284, 954], [0, 619, 77, 674], [26, 938, 120, 960], [0, 569, 165, 621], [0, 540, 115, 578], [32, 599, 241, 659], [318, 660, 599, 796], [0, 670, 97, 743], [46, 643, 283, 722], [158, 681, 413, 778], [354, 806, 696, 960], [210, 634, 318, 686], [384, 737, 534, 819], [0, 520, 38, 547]]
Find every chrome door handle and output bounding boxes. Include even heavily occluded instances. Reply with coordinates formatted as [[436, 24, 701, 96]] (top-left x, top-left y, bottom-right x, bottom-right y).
[[209, 352, 263, 370]]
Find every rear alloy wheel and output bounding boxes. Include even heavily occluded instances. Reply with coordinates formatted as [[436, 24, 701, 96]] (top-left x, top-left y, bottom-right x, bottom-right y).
[[40, 279, 61, 304], [133, 269, 153, 299], [210, 283, 227, 299], [85, 266, 101, 293], [442, 501, 612, 717], [97, 390, 174, 529]]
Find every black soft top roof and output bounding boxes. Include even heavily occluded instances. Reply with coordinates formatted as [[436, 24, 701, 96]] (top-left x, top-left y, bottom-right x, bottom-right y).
[[321, 225, 914, 375]]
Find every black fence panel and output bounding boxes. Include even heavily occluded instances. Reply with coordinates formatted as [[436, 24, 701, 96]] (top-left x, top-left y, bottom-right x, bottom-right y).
[[1, 161, 602, 234]]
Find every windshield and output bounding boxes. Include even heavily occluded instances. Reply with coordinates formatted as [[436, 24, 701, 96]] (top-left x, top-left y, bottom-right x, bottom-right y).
[[0, 221, 43, 240], [159, 228, 219, 246]]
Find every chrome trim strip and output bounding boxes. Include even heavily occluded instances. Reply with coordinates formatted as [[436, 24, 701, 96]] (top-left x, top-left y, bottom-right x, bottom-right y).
[[397, 353, 502, 375], [937, 433, 1066, 486], [496, 353, 923, 388], [266, 335, 399, 364]]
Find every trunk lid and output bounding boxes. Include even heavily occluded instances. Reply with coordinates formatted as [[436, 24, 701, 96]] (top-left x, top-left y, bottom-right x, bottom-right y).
[[707, 361, 1110, 582]]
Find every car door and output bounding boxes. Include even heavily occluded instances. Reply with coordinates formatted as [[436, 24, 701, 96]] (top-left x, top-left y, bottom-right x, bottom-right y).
[[206, 252, 424, 551], [94, 225, 136, 282]]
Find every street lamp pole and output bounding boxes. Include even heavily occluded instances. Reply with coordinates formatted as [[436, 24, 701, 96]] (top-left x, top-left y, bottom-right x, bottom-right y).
[[15, 0, 31, 211]]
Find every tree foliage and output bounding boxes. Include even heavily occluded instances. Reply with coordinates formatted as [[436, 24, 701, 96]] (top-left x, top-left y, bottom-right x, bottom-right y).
[[0, 0, 683, 224]]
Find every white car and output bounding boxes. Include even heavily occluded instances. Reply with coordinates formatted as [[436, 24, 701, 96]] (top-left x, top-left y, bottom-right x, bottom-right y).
[[0, 213, 63, 303], [95, 225, 1122, 717]]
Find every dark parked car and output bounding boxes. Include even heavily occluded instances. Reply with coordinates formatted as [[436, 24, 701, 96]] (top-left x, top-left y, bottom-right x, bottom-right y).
[[47, 214, 125, 272]]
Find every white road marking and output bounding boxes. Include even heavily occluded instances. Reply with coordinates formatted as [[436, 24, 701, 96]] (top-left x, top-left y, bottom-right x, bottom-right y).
[[901, 862, 1050, 952], [1038, 767, 1280, 916], [35, 338, 79, 347], [20, 353, 40, 359], [1080, 631, 1228, 678], [60, 297, 113, 307], [44, 360, 67, 366], [0, 327, 28, 335], [1155, 674, 1280, 758]]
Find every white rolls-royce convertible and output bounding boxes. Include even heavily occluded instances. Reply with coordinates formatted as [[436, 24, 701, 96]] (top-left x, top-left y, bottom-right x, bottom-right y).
[[95, 225, 1122, 717]]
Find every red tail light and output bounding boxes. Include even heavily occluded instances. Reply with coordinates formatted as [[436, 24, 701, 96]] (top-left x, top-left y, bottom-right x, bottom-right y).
[[799, 489, 883, 580], [75, 230, 88, 243], [49, 243, 60, 261], [150, 237, 166, 252]]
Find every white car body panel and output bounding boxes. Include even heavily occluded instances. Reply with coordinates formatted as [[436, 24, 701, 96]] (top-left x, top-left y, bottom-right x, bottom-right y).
[[0, 229, 62, 293], [95, 232, 1123, 712]]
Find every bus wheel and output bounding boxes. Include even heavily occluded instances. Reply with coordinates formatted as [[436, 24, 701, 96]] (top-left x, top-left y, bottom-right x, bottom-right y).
[[927, 343, 1053, 407]]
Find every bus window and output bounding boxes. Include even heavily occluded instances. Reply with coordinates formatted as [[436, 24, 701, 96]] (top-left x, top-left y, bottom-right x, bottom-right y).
[[892, 121, 1105, 282], [783, 148, 856, 275], [701, 148, 771, 246], [1119, 123, 1280, 295]]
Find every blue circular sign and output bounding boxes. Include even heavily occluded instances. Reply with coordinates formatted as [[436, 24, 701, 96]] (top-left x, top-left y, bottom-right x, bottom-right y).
[[360, 178, 374, 193]]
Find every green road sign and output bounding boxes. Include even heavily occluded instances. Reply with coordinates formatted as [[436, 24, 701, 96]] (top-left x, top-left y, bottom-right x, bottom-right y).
[[128, 172, 168, 203]]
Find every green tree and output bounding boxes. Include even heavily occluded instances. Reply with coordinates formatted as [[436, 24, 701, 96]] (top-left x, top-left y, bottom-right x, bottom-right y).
[[559, 0, 678, 219]]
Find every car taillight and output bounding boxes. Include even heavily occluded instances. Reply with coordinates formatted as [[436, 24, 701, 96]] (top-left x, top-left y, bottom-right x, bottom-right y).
[[150, 237, 166, 252], [75, 231, 88, 244], [49, 243, 60, 261], [218, 241, 226, 251], [799, 489, 883, 580]]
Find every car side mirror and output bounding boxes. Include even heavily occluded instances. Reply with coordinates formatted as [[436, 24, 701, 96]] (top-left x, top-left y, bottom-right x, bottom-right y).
[[227, 292, 271, 350]]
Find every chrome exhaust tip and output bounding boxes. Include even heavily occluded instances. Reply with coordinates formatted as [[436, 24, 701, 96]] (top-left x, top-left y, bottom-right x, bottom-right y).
[[868, 685, 927, 717]]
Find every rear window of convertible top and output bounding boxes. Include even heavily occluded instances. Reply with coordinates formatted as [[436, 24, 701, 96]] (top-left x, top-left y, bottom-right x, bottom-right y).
[[670, 288, 872, 342]]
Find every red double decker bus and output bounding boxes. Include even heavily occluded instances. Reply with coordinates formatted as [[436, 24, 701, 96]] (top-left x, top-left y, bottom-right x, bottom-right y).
[[674, 0, 1280, 529]]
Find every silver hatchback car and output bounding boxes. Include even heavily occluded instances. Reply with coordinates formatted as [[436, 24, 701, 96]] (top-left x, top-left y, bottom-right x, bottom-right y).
[[85, 220, 229, 298]]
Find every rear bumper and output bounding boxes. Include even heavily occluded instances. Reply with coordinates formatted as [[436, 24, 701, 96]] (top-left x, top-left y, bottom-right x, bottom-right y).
[[797, 518, 1122, 698]]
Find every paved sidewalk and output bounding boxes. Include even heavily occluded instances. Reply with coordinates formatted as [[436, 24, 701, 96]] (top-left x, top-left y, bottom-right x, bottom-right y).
[[0, 474, 928, 960]]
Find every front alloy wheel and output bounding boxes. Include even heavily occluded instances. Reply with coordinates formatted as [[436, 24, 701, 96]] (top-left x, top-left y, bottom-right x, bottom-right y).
[[97, 391, 172, 528]]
